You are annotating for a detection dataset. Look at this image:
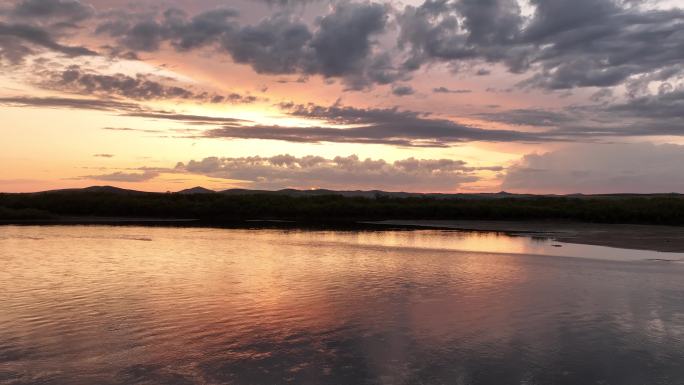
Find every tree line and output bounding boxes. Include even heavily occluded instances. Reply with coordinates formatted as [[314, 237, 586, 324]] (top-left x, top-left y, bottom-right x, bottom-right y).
[[1, 190, 683, 225]]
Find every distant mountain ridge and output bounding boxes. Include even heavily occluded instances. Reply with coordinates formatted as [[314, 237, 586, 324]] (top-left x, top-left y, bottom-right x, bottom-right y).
[[46, 186, 146, 195], [177, 186, 216, 194], [32, 185, 684, 199]]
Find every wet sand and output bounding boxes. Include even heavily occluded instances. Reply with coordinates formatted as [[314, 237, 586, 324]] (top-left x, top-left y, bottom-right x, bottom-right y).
[[367, 220, 684, 253]]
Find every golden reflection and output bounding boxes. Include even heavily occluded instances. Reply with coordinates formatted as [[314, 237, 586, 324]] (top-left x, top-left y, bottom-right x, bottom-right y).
[[3, 226, 684, 384]]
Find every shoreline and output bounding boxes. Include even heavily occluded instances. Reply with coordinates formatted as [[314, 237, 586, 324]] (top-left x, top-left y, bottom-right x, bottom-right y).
[[0, 217, 200, 225], [2, 217, 683, 253], [367, 220, 684, 253]]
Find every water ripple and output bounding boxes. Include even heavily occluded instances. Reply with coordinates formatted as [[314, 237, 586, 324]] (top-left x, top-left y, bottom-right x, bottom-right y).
[[2, 225, 684, 384]]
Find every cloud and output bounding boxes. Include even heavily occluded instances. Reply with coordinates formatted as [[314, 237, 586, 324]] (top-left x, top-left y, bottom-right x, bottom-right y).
[[53, 67, 195, 100], [81, 170, 159, 182], [11, 0, 94, 23], [0, 35, 33, 64], [0, 96, 249, 126], [543, 87, 684, 138], [6, 90, 684, 148], [96, 8, 239, 52], [221, 2, 402, 89], [477, 108, 576, 127], [93, 153, 114, 158], [220, 13, 311, 74], [397, 0, 684, 90], [0, 22, 96, 63], [605, 87, 684, 122], [476, 87, 684, 138], [256, 0, 324, 6], [306, 2, 392, 87], [397, 0, 523, 70], [175, 154, 484, 191], [166, 8, 240, 51], [96, 3, 402, 89], [1, 1, 96, 63], [433, 87, 471, 94], [519, 1, 684, 89], [4, 0, 683, 94], [502, 142, 684, 194], [202, 102, 554, 147], [0, 96, 140, 111], [391, 84, 415, 96], [124, 112, 245, 125], [102, 127, 161, 133], [42, 66, 257, 103]]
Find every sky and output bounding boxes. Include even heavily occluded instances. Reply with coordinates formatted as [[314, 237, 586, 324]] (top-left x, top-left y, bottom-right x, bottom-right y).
[[1, 0, 684, 194]]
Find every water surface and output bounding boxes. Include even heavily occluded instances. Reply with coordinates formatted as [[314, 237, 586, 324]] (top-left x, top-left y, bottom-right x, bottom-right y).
[[2, 225, 684, 385]]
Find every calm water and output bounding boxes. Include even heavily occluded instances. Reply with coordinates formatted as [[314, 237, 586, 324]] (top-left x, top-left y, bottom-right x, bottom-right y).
[[2, 226, 684, 385]]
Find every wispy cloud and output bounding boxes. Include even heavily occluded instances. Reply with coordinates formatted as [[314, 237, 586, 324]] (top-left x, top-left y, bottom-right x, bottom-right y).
[[80, 170, 159, 182]]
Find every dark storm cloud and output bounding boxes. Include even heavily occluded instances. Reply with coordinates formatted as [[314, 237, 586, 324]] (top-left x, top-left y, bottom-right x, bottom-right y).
[[3, 0, 682, 94], [307, 3, 388, 76], [0, 0, 96, 63], [205, 125, 433, 147], [397, 0, 524, 70], [517, 5, 684, 90], [0, 35, 33, 64], [477, 108, 576, 127], [475, 86, 684, 138], [0, 22, 96, 62], [455, 0, 522, 46], [41, 66, 258, 103], [546, 88, 684, 138], [260, 89, 684, 147], [166, 8, 239, 51], [124, 86, 684, 143], [398, 0, 684, 90], [96, 7, 312, 73], [391, 84, 415, 96], [204, 102, 554, 147], [96, 7, 239, 52], [221, 13, 311, 74], [11, 0, 94, 23], [118, 21, 165, 52], [95, 2, 401, 89], [221, 2, 399, 88], [54, 67, 194, 100], [605, 88, 684, 121]]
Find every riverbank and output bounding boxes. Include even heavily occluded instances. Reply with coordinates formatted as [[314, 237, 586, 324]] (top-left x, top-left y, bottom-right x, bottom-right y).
[[0, 217, 200, 225], [367, 220, 684, 253], [2, 216, 682, 253]]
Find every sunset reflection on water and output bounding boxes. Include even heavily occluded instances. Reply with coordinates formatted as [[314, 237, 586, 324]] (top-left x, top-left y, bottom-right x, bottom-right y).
[[2, 226, 684, 385]]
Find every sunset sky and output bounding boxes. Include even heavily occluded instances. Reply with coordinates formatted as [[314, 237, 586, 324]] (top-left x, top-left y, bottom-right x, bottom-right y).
[[2, 0, 684, 193]]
